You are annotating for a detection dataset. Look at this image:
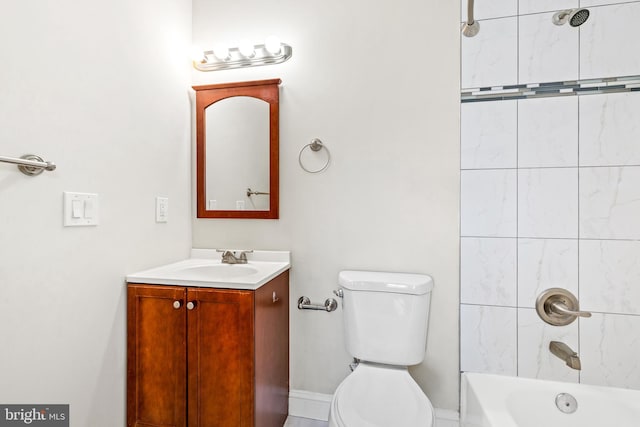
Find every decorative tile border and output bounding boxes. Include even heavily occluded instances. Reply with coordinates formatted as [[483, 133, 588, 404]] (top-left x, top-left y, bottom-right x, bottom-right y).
[[461, 75, 640, 103]]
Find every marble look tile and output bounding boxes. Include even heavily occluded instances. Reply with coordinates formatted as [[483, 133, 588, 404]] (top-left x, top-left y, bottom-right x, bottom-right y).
[[580, 313, 640, 389], [285, 417, 328, 427], [580, 3, 640, 80], [517, 308, 579, 382], [580, 240, 640, 315], [461, 0, 517, 21], [580, 166, 640, 239], [580, 92, 640, 167], [462, 17, 518, 89], [518, 97, 578, 168], [460, 304, 518, 375], [461, 100, 517, 169], [518, 168, 578, 238], [519, 12, 579, 84], [581, 0, 638, 9], [519, 0, 578, 15], [461, 169, 517, 237], [517, 239, 578, 308], [461, 237, 517, 306]]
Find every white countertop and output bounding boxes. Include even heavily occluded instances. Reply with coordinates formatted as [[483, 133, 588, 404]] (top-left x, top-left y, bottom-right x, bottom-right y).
[[126, 249, 290, 290]]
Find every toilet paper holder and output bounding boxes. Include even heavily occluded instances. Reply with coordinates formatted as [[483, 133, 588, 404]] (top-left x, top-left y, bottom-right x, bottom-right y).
[[297, 296, 338, 312]]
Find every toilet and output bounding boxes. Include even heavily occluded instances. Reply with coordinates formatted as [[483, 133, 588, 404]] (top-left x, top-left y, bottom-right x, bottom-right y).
[[329, 270, 435, 427]]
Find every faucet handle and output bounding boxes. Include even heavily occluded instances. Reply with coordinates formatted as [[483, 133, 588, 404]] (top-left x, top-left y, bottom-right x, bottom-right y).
[[536, 288, 591, 326], [549, 301, 592, 318]]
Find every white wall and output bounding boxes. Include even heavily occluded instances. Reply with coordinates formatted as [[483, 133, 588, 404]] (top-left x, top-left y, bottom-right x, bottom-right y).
[[192, 0, 460, 410], [460, 1, 640, 389], [0, 0, 192, 424]]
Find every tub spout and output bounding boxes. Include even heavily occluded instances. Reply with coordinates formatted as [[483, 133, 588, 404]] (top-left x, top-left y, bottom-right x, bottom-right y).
[[549, 341, 581, 370]]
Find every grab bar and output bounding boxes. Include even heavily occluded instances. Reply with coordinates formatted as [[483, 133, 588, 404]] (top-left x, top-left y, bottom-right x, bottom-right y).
[[0, 154, 56, 176], [246, 188, 270, 197], [297, 296, 338, 312]]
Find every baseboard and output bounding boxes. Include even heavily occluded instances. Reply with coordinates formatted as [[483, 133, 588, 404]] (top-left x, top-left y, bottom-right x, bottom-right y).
[[288, 390, 332, 421], [288, 389, 460, 424]]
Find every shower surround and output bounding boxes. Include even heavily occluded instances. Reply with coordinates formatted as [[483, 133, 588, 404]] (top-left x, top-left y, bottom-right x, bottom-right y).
[[460, 0, 640, 389]]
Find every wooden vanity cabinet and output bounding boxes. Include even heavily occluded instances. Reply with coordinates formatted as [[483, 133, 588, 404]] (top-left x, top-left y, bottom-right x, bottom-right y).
[[127, 271, 289, 427]]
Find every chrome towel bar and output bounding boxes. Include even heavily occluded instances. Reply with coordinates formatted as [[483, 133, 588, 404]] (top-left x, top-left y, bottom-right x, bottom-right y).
[[297, 296, 338, 312], [0, 154, 56, 176]]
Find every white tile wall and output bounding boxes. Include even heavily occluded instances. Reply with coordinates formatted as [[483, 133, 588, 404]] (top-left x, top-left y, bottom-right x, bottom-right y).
[[461, 0, 640, 391], [519, 12, 579, 84], [518, 97, 578, 168], [580, 240, 640, 315], [580, 313, 640, 389], [461, 100, 517, 169], [460, 0, 517, 22], [580, 92, 640, 166], [461, 17, 518, 89], [517, 239, 578, 308], [517, 308, 579, 382], [519, 0, 578, 15], [580, 3, 640, 79], [580, 166, 640, 239], [518, 168, 578, 238], [461, 169, 517, 237], [461, 237, 517, 306], [460, 304, 518, 375]]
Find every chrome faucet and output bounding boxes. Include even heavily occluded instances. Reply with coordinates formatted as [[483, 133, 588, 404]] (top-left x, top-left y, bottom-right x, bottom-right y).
[[218, 249, 252, 264], [549, 341, 582, 370]]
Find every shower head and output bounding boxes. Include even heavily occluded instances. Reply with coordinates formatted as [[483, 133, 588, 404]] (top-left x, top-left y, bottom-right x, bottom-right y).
[[461, 20, 480, 38], [552, 8, 590, 27]]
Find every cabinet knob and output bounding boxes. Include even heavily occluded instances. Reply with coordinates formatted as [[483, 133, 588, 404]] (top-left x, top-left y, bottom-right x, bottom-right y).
[[173, 300, 182, 309], [272, 292, 279, 303], [186, 301, 196, 310]]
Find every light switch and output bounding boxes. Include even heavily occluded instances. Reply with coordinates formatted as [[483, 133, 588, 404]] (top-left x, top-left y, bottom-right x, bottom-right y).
[[64, 192, 99, 226], [156, 197, 168, 223], [72, 200, 83, 218]]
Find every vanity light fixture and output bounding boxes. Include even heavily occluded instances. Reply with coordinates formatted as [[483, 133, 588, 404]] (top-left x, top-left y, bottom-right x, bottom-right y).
[[193, 36, 292, 72]]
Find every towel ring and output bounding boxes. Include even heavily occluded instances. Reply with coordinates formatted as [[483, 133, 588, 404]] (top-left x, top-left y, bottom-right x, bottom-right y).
[[298, 138, 331, 173]]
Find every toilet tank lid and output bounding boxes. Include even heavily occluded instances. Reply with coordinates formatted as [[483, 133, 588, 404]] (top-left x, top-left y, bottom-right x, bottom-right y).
[[339, 270, 434, 295]]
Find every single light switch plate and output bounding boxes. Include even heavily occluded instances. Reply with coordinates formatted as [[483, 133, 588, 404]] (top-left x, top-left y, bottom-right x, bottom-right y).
[[64, 192, 99, 226], [156, 197, 169, 223]]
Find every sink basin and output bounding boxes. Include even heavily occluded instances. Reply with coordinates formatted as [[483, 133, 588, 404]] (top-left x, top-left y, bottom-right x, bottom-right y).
[[126, 250, 290, 290], [177, 264, 259, 280]]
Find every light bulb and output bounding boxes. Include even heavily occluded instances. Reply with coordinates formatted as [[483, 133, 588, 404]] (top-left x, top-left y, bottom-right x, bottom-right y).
[[191, 46, 205, 63], [264, 35, 282, 55], [213, 44, 230, 61], [239, 41, 256, 58]]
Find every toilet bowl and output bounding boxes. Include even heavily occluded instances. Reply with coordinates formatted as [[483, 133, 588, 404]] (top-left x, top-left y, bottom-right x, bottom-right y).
[[329, 362, 434, 427], [328, 270, 435, 427]]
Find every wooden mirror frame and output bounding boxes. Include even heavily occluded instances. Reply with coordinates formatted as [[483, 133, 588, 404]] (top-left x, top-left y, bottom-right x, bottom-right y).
[[193, 79, 280, 219]]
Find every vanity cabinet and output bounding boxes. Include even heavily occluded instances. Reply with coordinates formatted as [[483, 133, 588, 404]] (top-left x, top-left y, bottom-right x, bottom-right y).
[[126, 271, 289, 427]]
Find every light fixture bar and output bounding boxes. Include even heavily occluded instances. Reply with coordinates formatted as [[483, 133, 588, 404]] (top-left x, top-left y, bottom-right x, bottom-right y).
[[193, 43, 292, 72]]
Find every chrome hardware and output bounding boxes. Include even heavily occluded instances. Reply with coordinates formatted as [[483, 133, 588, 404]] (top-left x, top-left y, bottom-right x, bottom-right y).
[[173, 300, 182, 309], [246, 188, 270, 197], [555, 393, 578, 414], [186, 301, 196, 310], [333, 289, 344, 298], [298, 138, 331, 173], [297, 296, 338, 312], [216, 249, 253, 264], [549, 341, 582, 370], [272, 292, 279, 303], [349, 358, 360, 372], [536, 288, 592, 326], [0, 154, 56, 176]]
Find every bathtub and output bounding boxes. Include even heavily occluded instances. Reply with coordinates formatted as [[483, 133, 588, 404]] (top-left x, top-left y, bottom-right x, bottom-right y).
[[461, 372, 640, 427]]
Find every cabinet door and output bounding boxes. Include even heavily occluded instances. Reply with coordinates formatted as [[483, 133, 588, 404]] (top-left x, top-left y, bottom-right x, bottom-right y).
[[127, 285, 187, 427], [187, 288, 254, 427], [254, 272, 290, 427]]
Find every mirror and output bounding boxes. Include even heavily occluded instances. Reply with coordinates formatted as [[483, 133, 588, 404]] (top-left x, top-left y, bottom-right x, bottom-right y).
[[193, 79, 280, 219]]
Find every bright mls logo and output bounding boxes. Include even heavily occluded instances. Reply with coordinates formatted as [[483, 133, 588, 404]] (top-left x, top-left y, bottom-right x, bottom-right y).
[[0, 405, 68, 426]]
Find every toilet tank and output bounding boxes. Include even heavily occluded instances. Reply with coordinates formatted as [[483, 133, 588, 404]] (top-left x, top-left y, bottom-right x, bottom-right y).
[[339, 270, 434, 366]]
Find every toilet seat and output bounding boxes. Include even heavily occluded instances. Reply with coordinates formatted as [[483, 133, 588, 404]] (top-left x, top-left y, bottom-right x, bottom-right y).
[[329, 363, 434, 427]]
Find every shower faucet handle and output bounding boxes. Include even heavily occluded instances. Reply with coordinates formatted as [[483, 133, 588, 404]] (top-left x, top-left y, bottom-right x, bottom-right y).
[[536, 288, 591, 326]]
